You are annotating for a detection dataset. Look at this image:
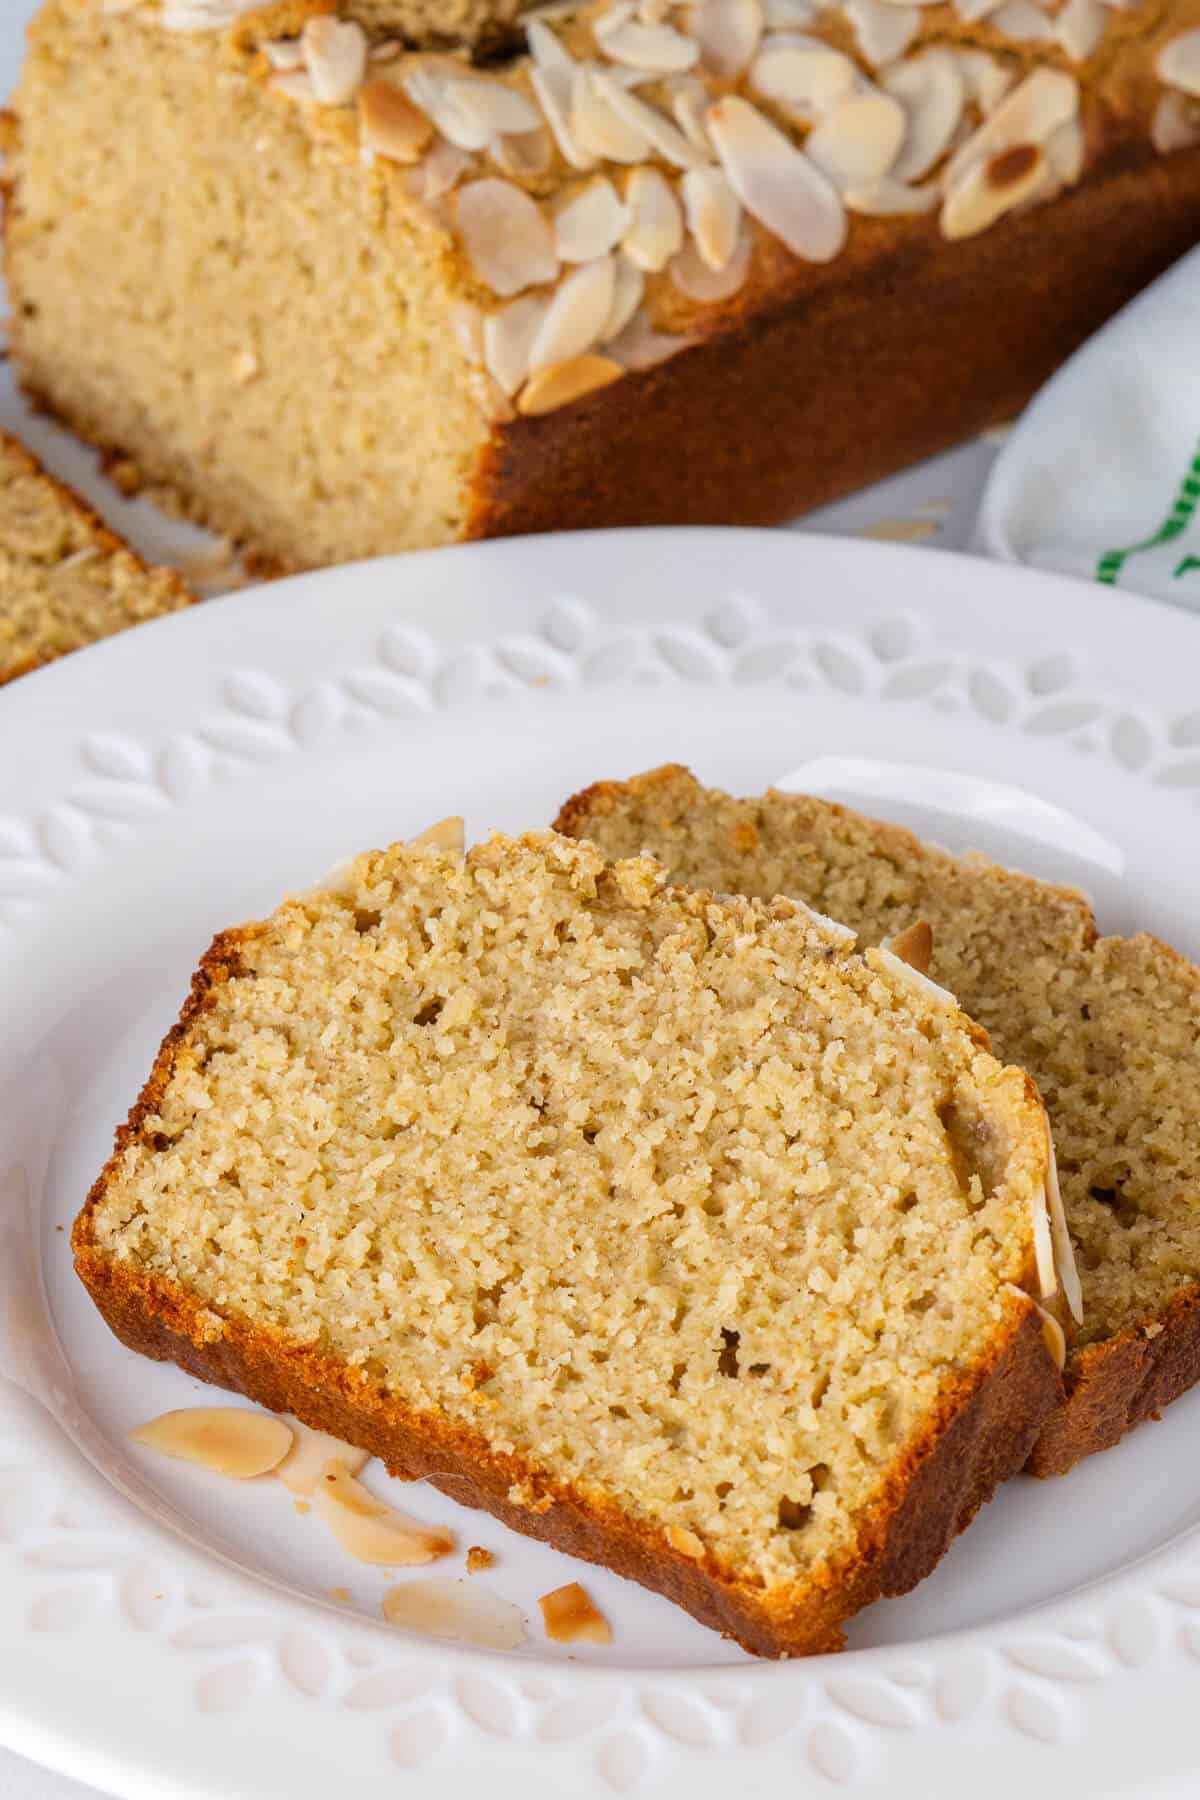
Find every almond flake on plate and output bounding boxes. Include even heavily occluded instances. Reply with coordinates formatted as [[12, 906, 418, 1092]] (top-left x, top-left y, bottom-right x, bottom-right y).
[[382, 1578, 526, 1648], [540, 1581, 613, 1643], [129, 1408, 293, 1479], [454, 178, 559, 296], [275, 1418, 370, 1496], [706, 94, 847, 260], [314, 1460, 455, 1565]]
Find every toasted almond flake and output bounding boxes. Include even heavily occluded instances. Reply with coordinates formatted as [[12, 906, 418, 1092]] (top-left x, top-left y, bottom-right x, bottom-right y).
[[668, 1524, 707, 1558], [941, 139, 1046, 237], [1035, 1303, 1067, 1370], [748, 37, 862, 127], [411, 816, 467, 853], [707, 94, 847, 260], [315, 1461, 455, 1566], [602, 254, 646, 337], [129, 1408, 293, 1479], [988, 0, 1052, 36], [943, 68, 1078, 189], [301, 16, 367, 106], [764, 0, 818, 21], [1152, 89, 1200, 151], [681, 166, 742, 267], [690, 0, 764, 78], [263, 37, 304, 70], [1158, 29, 1200, 97], [621, 165, 685, 268], [872, 944, 956, 1004], [554, 176, 633, 259], [483, 294, 549, 394], [528, 21, 596, 168], [952, 0, 1002, 19], [358, 79, 434, 163], [540, 1581, 612, 1644], [528, 255, 617, 370], [491, 124, 554, 178], [422, 138, 474, 200], [272, 69, 315, 101], [383, 1578, 526, 1648], [594, 0, 639, 33], [454, 178, 559, 297], [843, 0, 918, 67], [845, 173, 938, 212], [607, 314, 698, 368], [668, 74, 714, 150], [466, 1545, 497, 1572], [275, 1418, 370, 1496], [669, 225, 752, 299], [1044, 1116, 1083, 1322], [1043, 115, 1084, 188], [598, 18, 701, 68], [517, 350, 624, 412], [403, 66, 492, 152], [1054, 0, 1104, 60], [805, 90, 907, 189], [953, 48, 1013, 114], [571, 66, 654, 161], [886, 919, 933, 974], [593, 71, 707, 166], [883, 49, 964, 182], [446, 76, 543, 137]]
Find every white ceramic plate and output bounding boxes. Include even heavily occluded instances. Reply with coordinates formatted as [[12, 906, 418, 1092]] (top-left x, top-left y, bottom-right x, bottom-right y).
[[3, 529, 1200, 1800]]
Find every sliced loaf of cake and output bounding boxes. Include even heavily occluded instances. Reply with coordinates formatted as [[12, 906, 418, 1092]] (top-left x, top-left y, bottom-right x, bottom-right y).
[[0, 432, 193, 683], [74, 829, 1067, 1655], [556, 766, 1200, 1476]]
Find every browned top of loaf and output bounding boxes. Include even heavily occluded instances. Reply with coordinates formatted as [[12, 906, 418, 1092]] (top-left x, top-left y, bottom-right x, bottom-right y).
[[556, 765, 1200, 1356], [0, 431, 193, 682]]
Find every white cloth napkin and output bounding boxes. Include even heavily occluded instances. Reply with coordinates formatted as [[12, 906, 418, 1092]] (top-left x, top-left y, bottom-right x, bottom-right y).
[[976, 245, 1200, 610]]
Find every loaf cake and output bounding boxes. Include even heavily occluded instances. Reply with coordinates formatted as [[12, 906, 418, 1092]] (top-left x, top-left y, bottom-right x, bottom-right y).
[[7, 0, 1200, 570], [557, 766, 1200, 1477], [0, 432, 193, 683], [73, 828, 1070, 1655]]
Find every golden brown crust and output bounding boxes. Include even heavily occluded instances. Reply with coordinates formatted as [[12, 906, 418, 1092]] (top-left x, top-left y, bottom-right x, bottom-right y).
[[73, 912, 1062, 1656]]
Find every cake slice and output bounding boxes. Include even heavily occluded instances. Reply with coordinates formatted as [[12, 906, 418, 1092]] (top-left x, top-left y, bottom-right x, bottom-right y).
[[556, 766, 1200, 1476], [74, 828, 1068, 1656], [0, 432, 193, 683]]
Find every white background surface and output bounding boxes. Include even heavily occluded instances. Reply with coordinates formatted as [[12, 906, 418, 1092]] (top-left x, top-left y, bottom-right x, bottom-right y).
[[0, 6, 1036, 1796]]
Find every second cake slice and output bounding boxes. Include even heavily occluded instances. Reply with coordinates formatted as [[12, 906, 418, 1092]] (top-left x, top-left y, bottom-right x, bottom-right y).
[[75, 830, 1067, 1655]]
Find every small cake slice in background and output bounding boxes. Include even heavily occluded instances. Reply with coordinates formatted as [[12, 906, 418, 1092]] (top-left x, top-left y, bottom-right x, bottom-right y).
[[0, 432, 194, 683], [74, 827, 1070, 1656]]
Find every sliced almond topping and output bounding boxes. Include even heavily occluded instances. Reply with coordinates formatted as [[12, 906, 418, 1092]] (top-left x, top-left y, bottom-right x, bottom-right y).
[[1044, 1116, 1083, 1323], [571, 66, 655, 161], [528, 20, 596, 169], [1152, 89, 1200, 152], [517, 351, 624, 413], [954, 48, 1013, 115], [272, 69, 315, 102], [706, 94, 847, 261], [403, 64, 489, 152], [411, 816, 467, 853], [622, 165, 685, 268], [275, 1417, 370, 1496], [748, 37, 862, 127], [887, 919, 933, 975], [1030, 1180, 1057, 1303], [1043, 114, 1084, 188], [1035, 1303, 1067, 1371], [872, 945, 957, 1005], [454, 178, 559, 297], [301, 16, 367, 107], [883, 49, 964, 183], [422, 139, 474, 201], [845, 174, 938, 213], [446, 76, 543, 138], [314, 1461, 455, 1566], [764, 0, 819, 20], [370, 38, 405, 64], [467, 368, 516, 423], [667, 1524, 707, 1559], [263, 37, 304, 70], [383, 1577, 526, 1647], [1158, 29, 1200, 97], [358, 79, 434, 164], [607, 313, 699, 367], [528, 255, 617, 369], [843, 0, 919, 67], [129, 1408, 293, 1479], [668, 74, 715, 151], [681, 166, 743, 268], [602, 254, 646, 338], [943, 68, 1078, 190], [669, 225, 752, 299], [690, 0, 764, 78], [484, 294, 549, 395], [594, 0, 638, 33], [491, 125, 554, 179], [805, 91, 907, 189], [597, 18, 702, 69], [989, 0, 1053, 37], [593, 72, 707, 167], [554, 177, 633, 261], [952, 0, 1003, 19], [941, 140, 1046, 239], [540, 1581, 612, 1643], [1054, 0, 1105, 60]]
